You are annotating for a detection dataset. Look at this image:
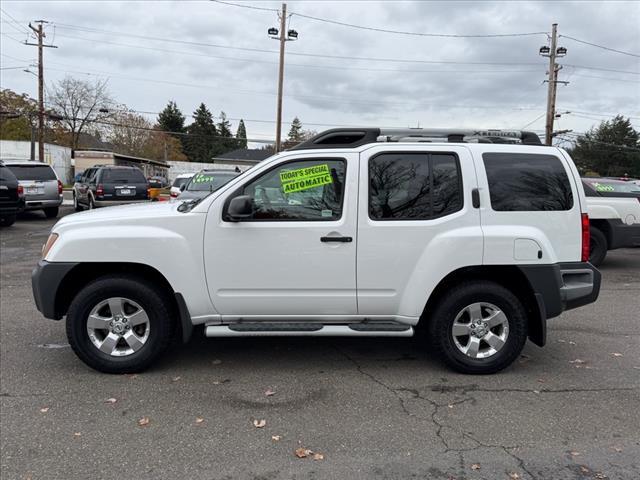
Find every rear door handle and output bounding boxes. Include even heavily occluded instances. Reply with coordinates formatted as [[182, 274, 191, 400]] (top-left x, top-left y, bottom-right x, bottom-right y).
[[320, 236, 353, 243]]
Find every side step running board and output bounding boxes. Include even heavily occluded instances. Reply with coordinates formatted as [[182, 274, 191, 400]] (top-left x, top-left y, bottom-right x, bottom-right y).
[[205, 324, 414, 338]]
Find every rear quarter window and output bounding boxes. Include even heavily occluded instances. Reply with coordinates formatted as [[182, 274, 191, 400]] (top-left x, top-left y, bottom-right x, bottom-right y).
[[6, 164, 57, 181], [482, 153, 574, 211]]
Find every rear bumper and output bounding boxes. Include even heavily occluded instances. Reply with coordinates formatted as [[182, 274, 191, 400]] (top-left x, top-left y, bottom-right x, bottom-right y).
[[32, 260, 78, 320], [519, 262, 601, 320], [608, 220, 640, 249], [24, 197, 63, 210], [94, 199, 150, 207]]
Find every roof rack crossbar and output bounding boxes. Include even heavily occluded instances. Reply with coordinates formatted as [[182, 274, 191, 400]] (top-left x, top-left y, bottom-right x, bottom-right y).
[[289, 127, 542, 150]]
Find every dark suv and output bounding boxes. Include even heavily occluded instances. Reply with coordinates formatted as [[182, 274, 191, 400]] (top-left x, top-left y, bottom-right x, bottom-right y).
[[73, 166, 149, 210], [0, 161, 25, 226]]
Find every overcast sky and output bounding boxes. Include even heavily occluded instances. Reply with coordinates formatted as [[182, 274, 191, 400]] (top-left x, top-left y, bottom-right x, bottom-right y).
[[1, 0, 639, 146]]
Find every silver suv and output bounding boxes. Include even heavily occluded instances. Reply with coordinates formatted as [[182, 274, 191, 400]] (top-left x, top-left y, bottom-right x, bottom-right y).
[[3, 160, 63, 218]]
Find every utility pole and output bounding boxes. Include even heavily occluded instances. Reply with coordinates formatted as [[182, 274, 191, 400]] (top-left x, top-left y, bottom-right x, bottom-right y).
[[25, 21, 57, 162], [268, 4, 298, 153], [539, 23, 567, 146]]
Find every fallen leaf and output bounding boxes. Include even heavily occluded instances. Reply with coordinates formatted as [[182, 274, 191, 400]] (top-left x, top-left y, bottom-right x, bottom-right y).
[[594, 474, 606, 479], [194, 417, 204, 425], [313, 453, 324, 461], [73, 432, 81, 437], [537, 378, 546, 383], [580, 466, 590, 474], [212, 380, 220, 385], [295, 447, 312, 458], [39, 407, 49, 413], [271, 435, 282, 441], [104, 398, 117, 404], [212, 359, 222, 365], [611, 353, 623, 357], [264, 388, 276, 397], [448, 404, 454, 409], [569, 341, 576, 345], [471, 463, 480, 470], [171, 376, 181, 382], [557, 339, 566, 343], [570, 451, 581, 457], [137, 417, 150, 427], [569, 359, 586, 364], [508, 473, 520, 480], [253, 419, 266, 428], [611, 446, 623, 453], [533, 390, 541, 394]]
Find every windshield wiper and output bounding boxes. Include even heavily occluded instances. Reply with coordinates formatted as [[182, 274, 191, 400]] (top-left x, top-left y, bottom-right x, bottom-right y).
[[177, 198, 202, 213]]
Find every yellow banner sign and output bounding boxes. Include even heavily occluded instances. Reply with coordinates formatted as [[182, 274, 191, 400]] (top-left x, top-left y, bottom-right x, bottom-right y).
[[280, 164, 333, 194]]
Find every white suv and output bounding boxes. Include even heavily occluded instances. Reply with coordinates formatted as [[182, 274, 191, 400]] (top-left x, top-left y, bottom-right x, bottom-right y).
[[32, 128, 601, 374]]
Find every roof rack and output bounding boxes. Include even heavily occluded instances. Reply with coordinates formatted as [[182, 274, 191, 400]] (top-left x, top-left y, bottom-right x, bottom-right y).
[[289, 128, 542, 150]]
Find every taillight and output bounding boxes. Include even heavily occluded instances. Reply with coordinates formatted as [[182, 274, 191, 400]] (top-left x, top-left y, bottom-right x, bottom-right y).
[[581, 213, 590, 262], [96, 184, 104, 196], [17, 185, 24, 198], [57, 179, 63, 195], [170, 191, 178, 198]]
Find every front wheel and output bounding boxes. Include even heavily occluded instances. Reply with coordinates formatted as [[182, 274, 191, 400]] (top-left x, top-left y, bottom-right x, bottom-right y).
[[66, 275, 175, 373], [428, 281, 528, 374]]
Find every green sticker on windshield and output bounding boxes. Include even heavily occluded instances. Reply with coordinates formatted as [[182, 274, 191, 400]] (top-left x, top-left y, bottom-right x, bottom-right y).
[[193, 174, 214, 184], [280, 164, 333, 194], [592, 182, 614, 192]]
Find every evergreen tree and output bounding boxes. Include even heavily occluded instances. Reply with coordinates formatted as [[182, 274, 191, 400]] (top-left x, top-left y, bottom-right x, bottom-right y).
[[213, 111, 234, 155], [157, 101, 185, 140], [235, 119, 247, 149], [184, 103, 217, 163], [571, 116, 640, 177], [287, 117, 303, 143]]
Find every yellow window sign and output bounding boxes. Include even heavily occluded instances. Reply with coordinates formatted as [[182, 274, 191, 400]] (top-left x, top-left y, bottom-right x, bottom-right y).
[[280, 164, 333, 194]]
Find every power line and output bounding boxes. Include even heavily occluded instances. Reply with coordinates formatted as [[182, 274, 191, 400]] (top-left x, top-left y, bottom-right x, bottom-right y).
[[560, 34, 640, 58], [570, 73, 640, 84], [0, 7, 29, 34], [521, 112, 546, 129], [210, 0, 278, 13], [561, 63, 640, 76]]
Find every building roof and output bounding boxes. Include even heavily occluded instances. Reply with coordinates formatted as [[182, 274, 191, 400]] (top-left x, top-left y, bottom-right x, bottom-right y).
[[212, 149, 273, 163], [74, 150, 169, 168]]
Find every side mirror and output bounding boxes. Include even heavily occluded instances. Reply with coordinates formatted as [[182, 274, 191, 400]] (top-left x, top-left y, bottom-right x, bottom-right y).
[[180, 183, 186, 191], [227, 195, 253, 221]]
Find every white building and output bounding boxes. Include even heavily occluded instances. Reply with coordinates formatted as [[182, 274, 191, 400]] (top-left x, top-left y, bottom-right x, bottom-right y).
[[0, 141, 73, 184]]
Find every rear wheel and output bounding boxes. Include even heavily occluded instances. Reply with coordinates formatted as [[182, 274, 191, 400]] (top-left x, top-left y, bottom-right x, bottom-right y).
[[66, 275, 175, 373], [44, 207, 59, 218], [589, 226, 607, 266], [429, 281, 528, 374], [0, 215, 16, 227]]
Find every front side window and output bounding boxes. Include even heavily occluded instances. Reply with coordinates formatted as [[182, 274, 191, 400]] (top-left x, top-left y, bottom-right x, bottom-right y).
[[237, 159, 346, 221], [483, 153, 573, 211], [369, 152, 462, 220]]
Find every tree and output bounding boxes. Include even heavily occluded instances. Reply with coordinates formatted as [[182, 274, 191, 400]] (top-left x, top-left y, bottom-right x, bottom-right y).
[[571, 116, 640, 177], [107, 109, 153, 157], [235, 119, 247, 149], [0, 89, 38, 141], [141, 130, 187, 162], [213, 111, 234, 155], [287, 117, 303, 143], [184, 103, 217, 163], [47, 76, 113, 150], [157, 100, 185, 136]]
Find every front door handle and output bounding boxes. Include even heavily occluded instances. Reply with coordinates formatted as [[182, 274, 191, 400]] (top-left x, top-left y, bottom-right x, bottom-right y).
[[320, 236, 352, 243]]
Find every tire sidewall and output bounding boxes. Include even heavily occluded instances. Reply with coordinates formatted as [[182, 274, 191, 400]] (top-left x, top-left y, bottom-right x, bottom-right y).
[[431, 282, 528, 374], [66, 276, 172, 373], [589, 227, 607, 266]]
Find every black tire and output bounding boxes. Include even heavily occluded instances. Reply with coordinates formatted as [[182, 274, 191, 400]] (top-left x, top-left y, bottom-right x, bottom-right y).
[[44, 207, 59, 218], [73, 193, 83, 212], [428, 281, 528, 374], [589, 226, 607, 267], [0, 214, 16, 227], [66, 275, 175, 374]]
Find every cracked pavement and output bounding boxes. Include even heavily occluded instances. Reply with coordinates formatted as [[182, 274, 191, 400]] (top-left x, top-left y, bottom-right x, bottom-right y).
[[1, 208, 639, 479]]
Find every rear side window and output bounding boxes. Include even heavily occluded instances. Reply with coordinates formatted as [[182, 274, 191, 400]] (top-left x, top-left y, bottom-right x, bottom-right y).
[[172, 177, 191, 188], [369, 152, 462, 220], [100, 168, 146, 183], [7, 164, 57, 181], [483, 153, 573, 211]]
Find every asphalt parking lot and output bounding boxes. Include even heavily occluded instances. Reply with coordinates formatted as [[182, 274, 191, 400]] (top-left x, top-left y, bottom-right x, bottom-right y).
[[1, 207, 639, 480]]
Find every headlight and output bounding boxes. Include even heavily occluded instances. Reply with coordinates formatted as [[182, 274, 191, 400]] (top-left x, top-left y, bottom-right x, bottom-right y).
[[42, 233, 59, 259]]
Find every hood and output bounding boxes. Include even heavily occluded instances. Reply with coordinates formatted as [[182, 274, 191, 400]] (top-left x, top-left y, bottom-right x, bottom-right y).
[[55, 201, 188, 227]]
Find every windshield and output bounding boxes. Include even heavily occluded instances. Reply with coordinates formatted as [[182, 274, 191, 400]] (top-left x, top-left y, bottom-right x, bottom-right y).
[[584, 179, 640, 194], [186, 172, 238, 192], [7, 164, 57, 181], [172, 177, 192, 188]]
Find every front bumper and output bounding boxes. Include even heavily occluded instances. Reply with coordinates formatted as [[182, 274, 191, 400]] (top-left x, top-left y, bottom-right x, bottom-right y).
[[32, 260, 78, 320], [609, 221, 640, 249], [94, 199, 150, 207]]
